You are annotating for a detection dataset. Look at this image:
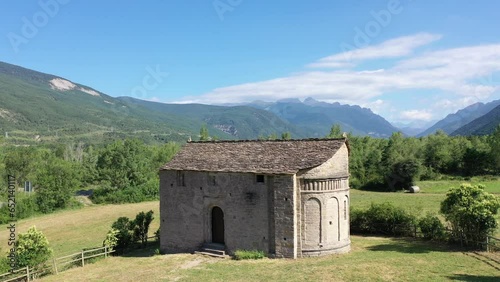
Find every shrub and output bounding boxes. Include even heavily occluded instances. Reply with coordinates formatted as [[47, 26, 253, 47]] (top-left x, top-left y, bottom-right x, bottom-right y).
[[0, 256, 10, 274], [91, 182, 159, 204], [350, 203, 417, 236], [102, 228, 119, 252], [131, 210, 154, 247], [0, 196, 39, 224], [418, 213, 446, 241], [440, 184, 500, 248], [14, 226, 53, 268], [111, 217, 133, 252], [155, 227, 160, 242], [234, 250, 265, 260]]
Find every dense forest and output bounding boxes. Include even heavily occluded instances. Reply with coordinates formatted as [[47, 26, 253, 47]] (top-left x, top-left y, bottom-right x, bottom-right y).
[[1, 125, 499, 223], [347, 125, 500, 190]]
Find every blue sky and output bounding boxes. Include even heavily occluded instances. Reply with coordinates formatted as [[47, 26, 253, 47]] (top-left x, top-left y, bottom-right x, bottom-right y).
[[1, 0, 500, 124]]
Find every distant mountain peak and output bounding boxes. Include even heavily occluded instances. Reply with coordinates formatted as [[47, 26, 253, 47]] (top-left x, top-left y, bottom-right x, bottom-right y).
[[303, 97, 319, 105], [417, 99, 500, 136], [276, 98, 302, 104]]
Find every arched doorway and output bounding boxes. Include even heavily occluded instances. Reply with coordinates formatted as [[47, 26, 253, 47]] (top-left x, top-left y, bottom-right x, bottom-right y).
[[211, 206, 225, 244]]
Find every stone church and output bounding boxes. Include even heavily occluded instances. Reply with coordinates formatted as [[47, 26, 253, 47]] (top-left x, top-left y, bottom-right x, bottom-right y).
[[159, 138, 350, 258]]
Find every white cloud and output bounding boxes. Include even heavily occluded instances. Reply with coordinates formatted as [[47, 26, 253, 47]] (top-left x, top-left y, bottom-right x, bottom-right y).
[[360, 99, 387, 114], [176, 33, 500, 122], [400, 110, 434, 121], [147, 97, 161, 102], [308, 33, 442, 69]]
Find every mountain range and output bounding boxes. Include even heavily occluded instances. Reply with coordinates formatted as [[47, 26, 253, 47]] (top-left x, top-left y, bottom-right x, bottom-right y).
[[0, 61, 498, 143], [451, 104, 500, 136], [245, 98, 399, 137], [417, 100, 500, 137]]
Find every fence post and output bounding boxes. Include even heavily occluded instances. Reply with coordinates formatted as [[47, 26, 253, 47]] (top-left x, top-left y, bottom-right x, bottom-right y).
[[26, 266, 30, 282], [486, 236, 489, 252], [81, 250, 85, 267], [52, 257, 58, 275], [105, 246, 107, 258]]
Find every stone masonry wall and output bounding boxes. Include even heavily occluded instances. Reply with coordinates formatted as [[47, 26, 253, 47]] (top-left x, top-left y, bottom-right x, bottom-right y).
[[297, 143, 351, 257], [160, 170, 271, 255], [272, 174, 298, 258]]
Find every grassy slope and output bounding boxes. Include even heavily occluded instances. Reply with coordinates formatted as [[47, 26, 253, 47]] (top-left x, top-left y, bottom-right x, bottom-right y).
[[117, 97, 309, 139], [0, 61, 310, 143], [0, 201, 159, 256]]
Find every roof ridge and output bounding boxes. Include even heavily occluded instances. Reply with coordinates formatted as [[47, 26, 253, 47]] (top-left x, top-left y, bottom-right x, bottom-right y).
[[188, 137, 347, 144]]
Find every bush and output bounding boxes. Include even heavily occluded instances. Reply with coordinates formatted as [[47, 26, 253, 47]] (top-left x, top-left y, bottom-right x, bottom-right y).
[[350, 203, 417, 236], [111, 217, 133, 252], [234, 250, 265, 260], [14, 226, 53, 268], [91, 181, 159, 204], [0, 196, 40, 224], [418, 213, 446, 241], [102, 228, 119, 252], [131, 210, 154, 247], [0, 257, 10, 274], [440, 184, 500, 248], [155, 227, 160, 242]]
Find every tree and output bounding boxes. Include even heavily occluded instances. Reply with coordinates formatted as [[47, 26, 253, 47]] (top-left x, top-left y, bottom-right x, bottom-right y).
[[424, 130, 453, 173], [131, 210, 154, 247], [489, 124, 500, 172], [96, 139, 153, 189], [13, 226, 53, 268], [3, 146, 40, 186], [152, 142, 180, 168], [281, 132, 291, 140], [387, 159, 420, 191], [199, 124, 210, 141], [440, 184, 500, 247], [381, 132, 407, 188], [35, 156, 81, 213], [326, 124, 342, 138]]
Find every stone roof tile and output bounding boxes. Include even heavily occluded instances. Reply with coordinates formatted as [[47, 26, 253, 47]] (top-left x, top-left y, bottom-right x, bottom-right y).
[[161, 138, 347, 174]]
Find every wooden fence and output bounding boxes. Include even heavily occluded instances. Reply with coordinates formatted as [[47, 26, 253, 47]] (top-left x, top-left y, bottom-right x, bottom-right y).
[[0, 246, 114, 282], [486, 236, 500, 252]]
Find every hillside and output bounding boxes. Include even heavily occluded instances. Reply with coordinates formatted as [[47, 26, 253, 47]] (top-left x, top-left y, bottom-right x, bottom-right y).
[[0, 62, 200, 144], [117, 97, 308, 139], [0, 61, 305, 143], [451, 104, 500, 136], [247, 97, 399, 137], [418, 99, 500, 136]]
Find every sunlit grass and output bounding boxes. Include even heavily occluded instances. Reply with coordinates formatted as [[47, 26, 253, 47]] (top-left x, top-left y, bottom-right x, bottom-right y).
[[41, 236, 500, 282], [0, 201, 159, 256]]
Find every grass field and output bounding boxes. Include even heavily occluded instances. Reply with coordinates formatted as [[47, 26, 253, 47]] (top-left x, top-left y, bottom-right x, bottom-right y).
[[0, 179, 499, 281], [352, 179, 500, 211], [41, 236, 500, 282], [352, 179, 500, 237], [0, 201, 160, 256]]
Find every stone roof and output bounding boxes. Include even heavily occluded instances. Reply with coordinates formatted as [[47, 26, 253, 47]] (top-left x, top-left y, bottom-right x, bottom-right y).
[[161, 138, 347, 174]]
